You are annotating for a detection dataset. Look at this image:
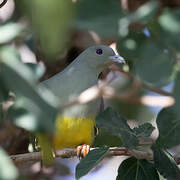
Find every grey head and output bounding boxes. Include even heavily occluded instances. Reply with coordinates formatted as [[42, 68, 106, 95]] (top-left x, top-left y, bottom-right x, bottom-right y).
[[76, 45, 125, 73]]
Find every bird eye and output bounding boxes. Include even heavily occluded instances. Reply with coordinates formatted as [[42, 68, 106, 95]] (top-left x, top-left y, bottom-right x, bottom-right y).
[[96, 48, 103, 55]]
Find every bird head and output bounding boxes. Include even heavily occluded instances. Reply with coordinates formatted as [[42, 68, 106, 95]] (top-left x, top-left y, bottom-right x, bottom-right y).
[[79, 45, 125, 72]]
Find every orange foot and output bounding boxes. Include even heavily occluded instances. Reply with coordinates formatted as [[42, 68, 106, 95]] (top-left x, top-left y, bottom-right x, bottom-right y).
[[77, 144, 90, 159]]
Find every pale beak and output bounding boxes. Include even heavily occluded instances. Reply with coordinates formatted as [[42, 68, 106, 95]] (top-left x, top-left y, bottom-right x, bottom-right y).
[[109, 55, 126, 64]]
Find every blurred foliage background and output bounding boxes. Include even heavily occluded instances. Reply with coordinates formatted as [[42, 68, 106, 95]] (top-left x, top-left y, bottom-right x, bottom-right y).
[[0, 0, 180, 179]]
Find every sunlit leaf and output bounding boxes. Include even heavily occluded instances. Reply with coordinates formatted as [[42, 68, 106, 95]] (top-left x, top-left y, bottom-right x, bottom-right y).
[[25, 63, 45, 80], [0, 46, 58, 132], [0, 147, 18, 180], [0, 23, 24, 44]]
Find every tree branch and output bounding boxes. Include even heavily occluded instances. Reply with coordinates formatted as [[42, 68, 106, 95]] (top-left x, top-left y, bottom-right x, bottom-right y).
[[10, 147, 180, 165], [10, 147, 152, 164]]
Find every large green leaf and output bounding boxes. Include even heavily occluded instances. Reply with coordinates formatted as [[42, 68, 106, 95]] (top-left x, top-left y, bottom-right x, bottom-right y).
[[24, 0, 73, 58], [0, 147, 18, 180], [156, 107, 180, 148], [75, 0, 125, 36], [0, 46, 58, 132], [116, 157, 159, 180], [96, 107, 138, 148], [75, 147, 109, 180], [152, 145, 180, 180]]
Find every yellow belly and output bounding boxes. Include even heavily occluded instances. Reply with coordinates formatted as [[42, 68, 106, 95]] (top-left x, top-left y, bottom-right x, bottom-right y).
[[53, 115, 95, 149]]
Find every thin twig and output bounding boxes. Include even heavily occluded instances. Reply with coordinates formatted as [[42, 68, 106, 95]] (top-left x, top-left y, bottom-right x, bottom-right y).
[[109, 66, 172, 96], [61, 79, 174, 110], [10, 147, 152, 164], [0, 0, 7, 8], [10, 147, 180, 165]]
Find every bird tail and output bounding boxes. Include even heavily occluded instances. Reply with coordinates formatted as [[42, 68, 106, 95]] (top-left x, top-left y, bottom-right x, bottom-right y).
[[37, 133, 54, 166]]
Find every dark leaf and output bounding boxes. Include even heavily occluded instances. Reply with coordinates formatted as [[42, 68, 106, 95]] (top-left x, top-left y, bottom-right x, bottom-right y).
[[118, 1, 159, 37], [136, 40, 174, 86], [116, 157, 159, 180], [173, 72, 180, 116], [75, 147, 109, 180], [75, 0, 124, 36], [156, 107, 180, 148], [93, 128, 123, 147], [152, 145, 180, 180], [133, 123, 155, 138], [96, 107, 138, 148], [0, 77, 9, 103], [158, 9, 180, 51], [117, 31, 148, 62]]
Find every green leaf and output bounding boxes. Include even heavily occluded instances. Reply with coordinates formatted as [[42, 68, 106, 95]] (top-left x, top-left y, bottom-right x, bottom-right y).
[[152, 145, 180, 180], [118, 1, 159, 37], [173, 72, 180, 116], [156, 107, 180, 148], [0, 105, 2, 126], [75, 0, 124, 36], [116, 157, 159, 180], [136, 40, 174, 86], [133, 123, 155, 138], [96, 107, 138, 148], [0, 23, 24, 44], [93, 128, 123, 147], [0, 46, 58, 132], [25, 63, 45, 80], [75, 147, 109, 180], [158, 9, 180, 50], [0, 147, 18, 180], [25, 0, 73, 58], [117, 31, 148, 62], [0, 77, 9, 103]]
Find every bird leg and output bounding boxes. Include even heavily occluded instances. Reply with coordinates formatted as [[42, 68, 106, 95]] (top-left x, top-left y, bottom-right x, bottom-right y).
[[77, 144, 90, 159]]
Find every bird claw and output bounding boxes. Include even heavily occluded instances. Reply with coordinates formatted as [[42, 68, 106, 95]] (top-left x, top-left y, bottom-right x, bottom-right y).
[[77, 144, 90, 159]]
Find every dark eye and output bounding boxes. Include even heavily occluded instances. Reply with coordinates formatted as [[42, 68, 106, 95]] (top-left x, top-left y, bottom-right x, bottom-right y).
[[96, 48, 103, 55]]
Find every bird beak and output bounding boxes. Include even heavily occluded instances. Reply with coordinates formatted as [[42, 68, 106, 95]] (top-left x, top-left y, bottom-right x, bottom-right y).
[[109, 55, 126, 64]]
